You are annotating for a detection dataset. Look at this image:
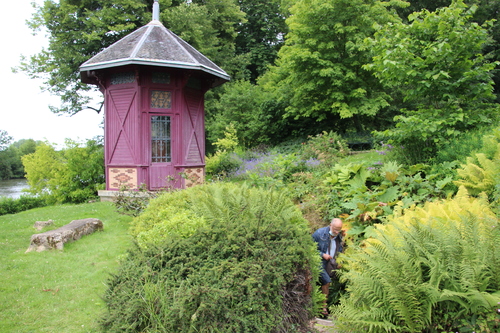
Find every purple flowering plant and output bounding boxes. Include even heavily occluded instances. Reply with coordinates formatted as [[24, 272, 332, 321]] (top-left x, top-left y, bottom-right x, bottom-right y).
[[230, 151, 321, 184]]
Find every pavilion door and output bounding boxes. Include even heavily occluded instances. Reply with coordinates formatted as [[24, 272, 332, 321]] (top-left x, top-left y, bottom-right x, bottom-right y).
[[149, 115, 175, 190]]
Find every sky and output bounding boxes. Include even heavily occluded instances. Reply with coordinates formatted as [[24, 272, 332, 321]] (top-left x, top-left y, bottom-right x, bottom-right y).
[[0, 1, 104, 148]]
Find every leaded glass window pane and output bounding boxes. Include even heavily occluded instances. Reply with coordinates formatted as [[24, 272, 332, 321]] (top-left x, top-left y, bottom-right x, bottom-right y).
[[110, 72, 135, 85], [187, 77, 201, 90], [152, 72, 171, 84], [151, 116, 171, 163], [151, 90, 172, 109]]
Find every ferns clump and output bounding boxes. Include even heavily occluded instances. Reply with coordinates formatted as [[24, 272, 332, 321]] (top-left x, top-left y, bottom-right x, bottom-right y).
[[453, 127, 500, 209], [101, 183, 321, 333], [333, 187, 500, 333]]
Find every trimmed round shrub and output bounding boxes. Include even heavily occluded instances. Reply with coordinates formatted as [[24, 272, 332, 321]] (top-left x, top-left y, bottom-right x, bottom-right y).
[[100, 183, 321, 333]]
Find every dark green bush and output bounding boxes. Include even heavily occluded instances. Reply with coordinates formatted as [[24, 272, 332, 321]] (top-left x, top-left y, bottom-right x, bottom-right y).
[[0, 195, 47, 216], [101, 183, 321, 333], [433, 125, 495, 164]]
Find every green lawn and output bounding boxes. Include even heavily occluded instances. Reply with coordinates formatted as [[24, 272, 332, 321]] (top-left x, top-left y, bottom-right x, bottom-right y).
[[0, 202, 133, 333]]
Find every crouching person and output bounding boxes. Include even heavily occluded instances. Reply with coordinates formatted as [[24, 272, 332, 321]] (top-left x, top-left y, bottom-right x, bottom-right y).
[[312, 218, 344, 318]]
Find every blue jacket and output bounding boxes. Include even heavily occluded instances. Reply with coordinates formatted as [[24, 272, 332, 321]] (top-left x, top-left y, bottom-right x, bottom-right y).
[[312, 226, 343, 261]]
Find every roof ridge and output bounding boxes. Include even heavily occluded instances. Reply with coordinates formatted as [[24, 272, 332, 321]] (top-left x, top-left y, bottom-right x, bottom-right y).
[[164, 27, 198, 65], [130, 25, 154, 59]]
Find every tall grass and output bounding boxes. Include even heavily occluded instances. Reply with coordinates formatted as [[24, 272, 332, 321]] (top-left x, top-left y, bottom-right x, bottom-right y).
[[0, 202, 132, 333]]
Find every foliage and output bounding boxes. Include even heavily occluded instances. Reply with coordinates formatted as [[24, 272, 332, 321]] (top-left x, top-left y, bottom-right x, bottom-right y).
[[0, 130, 15, 179], [231, 152, 308, 186], [260, 0, 405, 131], [0, 195, 47, 217], [235, 0, 288, 82], [207, 81, 272, 147], [16, 0, 149, 115], [101, 183, 322, 332], [395, 0, 500, 102], [22, 139, 105, 204], [333, 187, 500, 333], [0, 149, 16, 180], [162, 0, 247, 80], [432, 125, 493, 164], [220, 133, 349, 188], [112, 183, 158, 217], [205, 152, 243, 180], [367, 0, 500, 164], [0, 129, 12, 151], [453, 127, 500, 201], [300, 131, 350, 166], [0, 202, 133, 333], [0, 139, 44, 180], [288, 159, 457, 236], [205, 124, 243, 178], [454, 153, 498, 196]]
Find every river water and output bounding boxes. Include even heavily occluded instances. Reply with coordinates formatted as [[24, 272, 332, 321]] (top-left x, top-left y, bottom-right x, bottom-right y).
[[0, 179, 29, 199]]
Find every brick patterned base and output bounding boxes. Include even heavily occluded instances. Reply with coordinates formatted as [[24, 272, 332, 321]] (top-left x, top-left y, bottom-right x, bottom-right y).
[[108, 168, 138, 190], [184, 168, 204, 188]]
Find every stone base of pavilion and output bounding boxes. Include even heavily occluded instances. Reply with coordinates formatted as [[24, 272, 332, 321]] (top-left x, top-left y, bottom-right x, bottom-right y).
[[98, 190, 152, 202]]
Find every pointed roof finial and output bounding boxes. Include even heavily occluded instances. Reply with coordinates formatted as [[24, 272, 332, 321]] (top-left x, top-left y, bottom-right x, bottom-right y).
[[152, 0, 160, 22]]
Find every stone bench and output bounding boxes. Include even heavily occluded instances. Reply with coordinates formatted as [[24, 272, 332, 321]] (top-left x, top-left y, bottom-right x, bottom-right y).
[[26, 218, 103, 253]]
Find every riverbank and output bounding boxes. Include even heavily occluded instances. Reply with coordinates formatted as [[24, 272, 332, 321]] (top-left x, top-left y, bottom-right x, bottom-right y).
[[0, 178, 28, 198]]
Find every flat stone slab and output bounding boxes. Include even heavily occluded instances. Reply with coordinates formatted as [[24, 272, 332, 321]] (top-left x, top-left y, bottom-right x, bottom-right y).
[[26, 218, 103, 253]]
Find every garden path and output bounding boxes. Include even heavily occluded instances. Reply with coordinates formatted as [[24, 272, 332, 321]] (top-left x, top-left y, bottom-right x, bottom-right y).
[[313, 318, 337, 332]]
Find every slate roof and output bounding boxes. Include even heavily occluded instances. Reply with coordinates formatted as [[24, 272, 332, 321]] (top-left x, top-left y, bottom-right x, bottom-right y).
[[80, 20, 230, 86]]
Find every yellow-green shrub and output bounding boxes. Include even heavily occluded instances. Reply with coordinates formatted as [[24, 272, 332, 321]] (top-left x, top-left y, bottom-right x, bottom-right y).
[[334, 187, 500, 333]]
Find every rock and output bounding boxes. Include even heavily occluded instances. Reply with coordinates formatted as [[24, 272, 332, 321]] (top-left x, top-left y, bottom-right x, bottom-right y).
[[33, 220, 54, 231], [26, 218, 103, 253]]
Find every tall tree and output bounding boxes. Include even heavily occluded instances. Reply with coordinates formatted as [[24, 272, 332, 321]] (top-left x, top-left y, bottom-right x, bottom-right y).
[[260, 0, 406, 132], [0, 131, 14, 179], [235, 0, 288, 82], [162, 0, 247, 80], [0, 137, 40, 180], [396, 0, 500, 101], [17, 0, 149, 115], [17, 0, 246, 115], [366, 0, 499, 162], [0, 130, 12, 151]]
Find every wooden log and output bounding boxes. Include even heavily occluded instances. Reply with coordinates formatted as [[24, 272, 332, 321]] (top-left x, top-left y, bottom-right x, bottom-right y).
[[33, 220, 54, 231], [26, 218, 103, 253]]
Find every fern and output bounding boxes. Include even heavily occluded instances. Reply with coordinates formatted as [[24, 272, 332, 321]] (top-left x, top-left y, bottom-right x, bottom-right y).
[[454, 153, 497, 196], [333, 187, 500, 332]]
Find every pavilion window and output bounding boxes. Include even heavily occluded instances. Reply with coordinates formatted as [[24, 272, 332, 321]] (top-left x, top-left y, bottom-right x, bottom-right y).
[[152, 72, 171, 84], [151, 116, 171, 163], [110, 72, 135, 85], [151, 90, 171, 109]]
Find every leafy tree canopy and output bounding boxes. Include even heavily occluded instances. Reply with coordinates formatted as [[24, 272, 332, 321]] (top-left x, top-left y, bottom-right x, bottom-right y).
[[235, 0, 289, 82], [16, 0, 149, 115], [366, 0, 500, 161], [260, 0, 407, 129], [397, 0, 500, 100], [16, 0, 246, 115], [0, 130, 12, 151], [22, 139, 104, 204]]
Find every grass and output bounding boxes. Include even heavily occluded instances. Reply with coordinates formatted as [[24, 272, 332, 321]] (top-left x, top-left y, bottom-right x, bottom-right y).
[[0, 202, 133, 333]]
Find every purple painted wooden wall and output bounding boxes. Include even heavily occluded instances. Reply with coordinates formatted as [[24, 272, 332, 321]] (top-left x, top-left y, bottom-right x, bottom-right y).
[[102, 66, 206, 191]]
